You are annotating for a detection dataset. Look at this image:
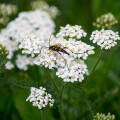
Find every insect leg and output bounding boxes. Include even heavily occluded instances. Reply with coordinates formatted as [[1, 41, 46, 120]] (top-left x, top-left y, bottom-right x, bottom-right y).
[[57, 44, 81, 55], [57, 52, 68, 68], [64, 47, 73, 53], [49, 33, 53, 46]]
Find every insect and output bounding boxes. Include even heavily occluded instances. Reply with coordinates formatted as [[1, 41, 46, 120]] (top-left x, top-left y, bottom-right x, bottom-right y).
[[40, 34, 79, 66], [49, 43, 70, 56]]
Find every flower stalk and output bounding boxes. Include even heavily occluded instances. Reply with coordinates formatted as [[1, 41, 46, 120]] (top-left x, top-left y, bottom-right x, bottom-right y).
[[85, 50, 104, 84], [46, 69, 59, 93], [59, 83, 65, 120], [41, 109, 45, 120]]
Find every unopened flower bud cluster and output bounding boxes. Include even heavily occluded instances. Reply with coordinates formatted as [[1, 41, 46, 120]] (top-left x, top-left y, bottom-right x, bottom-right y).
[[0, 44, 9, 69], [90, 29, 120, 50], [0, 3, 18, 25], [93, 113, 115, 120], [26, 87, 54, 109], [93, 13, 118, 29], [20, 24, 95, 82], [0, 44, 9, 56], [31, 0, 60, 19]]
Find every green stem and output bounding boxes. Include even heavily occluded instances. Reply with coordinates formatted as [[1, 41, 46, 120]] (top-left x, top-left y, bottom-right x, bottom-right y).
[[4, 97, 13, 120], [85, 97, 94, 117], [59, 83, 65, 120], [4, 89, 13, 120], [35, 66, 41, 81], [85, 50, 104, 85], [41, 109, 45, 120], [46, 69, 59, 93]]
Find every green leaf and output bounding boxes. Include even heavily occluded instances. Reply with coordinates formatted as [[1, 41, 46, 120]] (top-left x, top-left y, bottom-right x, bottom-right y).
[[108, 71, 120, 85], [14, 89, 41, 120]]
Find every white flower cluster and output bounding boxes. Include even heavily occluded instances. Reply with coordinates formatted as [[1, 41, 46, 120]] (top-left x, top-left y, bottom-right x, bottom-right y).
[[0, 9, 55, 70], [93, 13, 118, 29], [0, 3, 17, 25], [56, 60, 88, 82], [56, 24, 87, 39], [16, 55, 34, 71], [20, 25, 95, 82], [90, 29, 120, 50], [31, 0, 60, 19], [19, 34, 45, 57], [26, 87, 54, 109], [5, 61, 14, 70]]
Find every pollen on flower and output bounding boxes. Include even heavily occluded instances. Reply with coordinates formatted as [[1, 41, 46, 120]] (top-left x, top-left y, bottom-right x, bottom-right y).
[[26, 87, 55, 109]]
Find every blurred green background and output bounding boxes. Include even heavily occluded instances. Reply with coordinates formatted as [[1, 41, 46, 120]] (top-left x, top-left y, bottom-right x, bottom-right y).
[[0, 0, 120, 120]]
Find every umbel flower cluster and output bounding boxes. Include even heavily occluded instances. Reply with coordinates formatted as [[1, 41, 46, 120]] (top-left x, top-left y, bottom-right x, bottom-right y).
[[56, 24, 87, 39], [93, 13, 118, 29], [0, 8, 56, 70], [26, 87, 55, 109], [31, 0, 59, 19], [0, 3, 17, 25], [19, 24, 95, 82], [90, 29, 120, 50], [93, 113, 115, 120]]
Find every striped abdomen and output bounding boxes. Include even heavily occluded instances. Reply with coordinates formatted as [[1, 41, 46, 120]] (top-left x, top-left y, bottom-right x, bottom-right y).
[[49, 45, 70, 55]]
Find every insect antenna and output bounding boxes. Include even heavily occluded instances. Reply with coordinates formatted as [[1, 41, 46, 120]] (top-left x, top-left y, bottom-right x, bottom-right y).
[[40, 46, 49, 54], [49, 33, 53, 47], [58, 52, 69, 68], [40, 33, 53, 54]]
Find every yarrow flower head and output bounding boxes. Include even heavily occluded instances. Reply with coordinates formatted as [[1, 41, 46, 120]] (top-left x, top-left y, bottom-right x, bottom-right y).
[[56, 24, 87, 39], [0, 9, 56, 70], [31, 0, 60, 19], [20, 24, 95, 83], [90, 29, 120, 50], [93, 113, 115, 120], [93, 13, 118, 29], [0, 9, 55, 59], [26, 87, 55, 109], [0, 3, 18, 25], [56, 60, 89, 83]]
